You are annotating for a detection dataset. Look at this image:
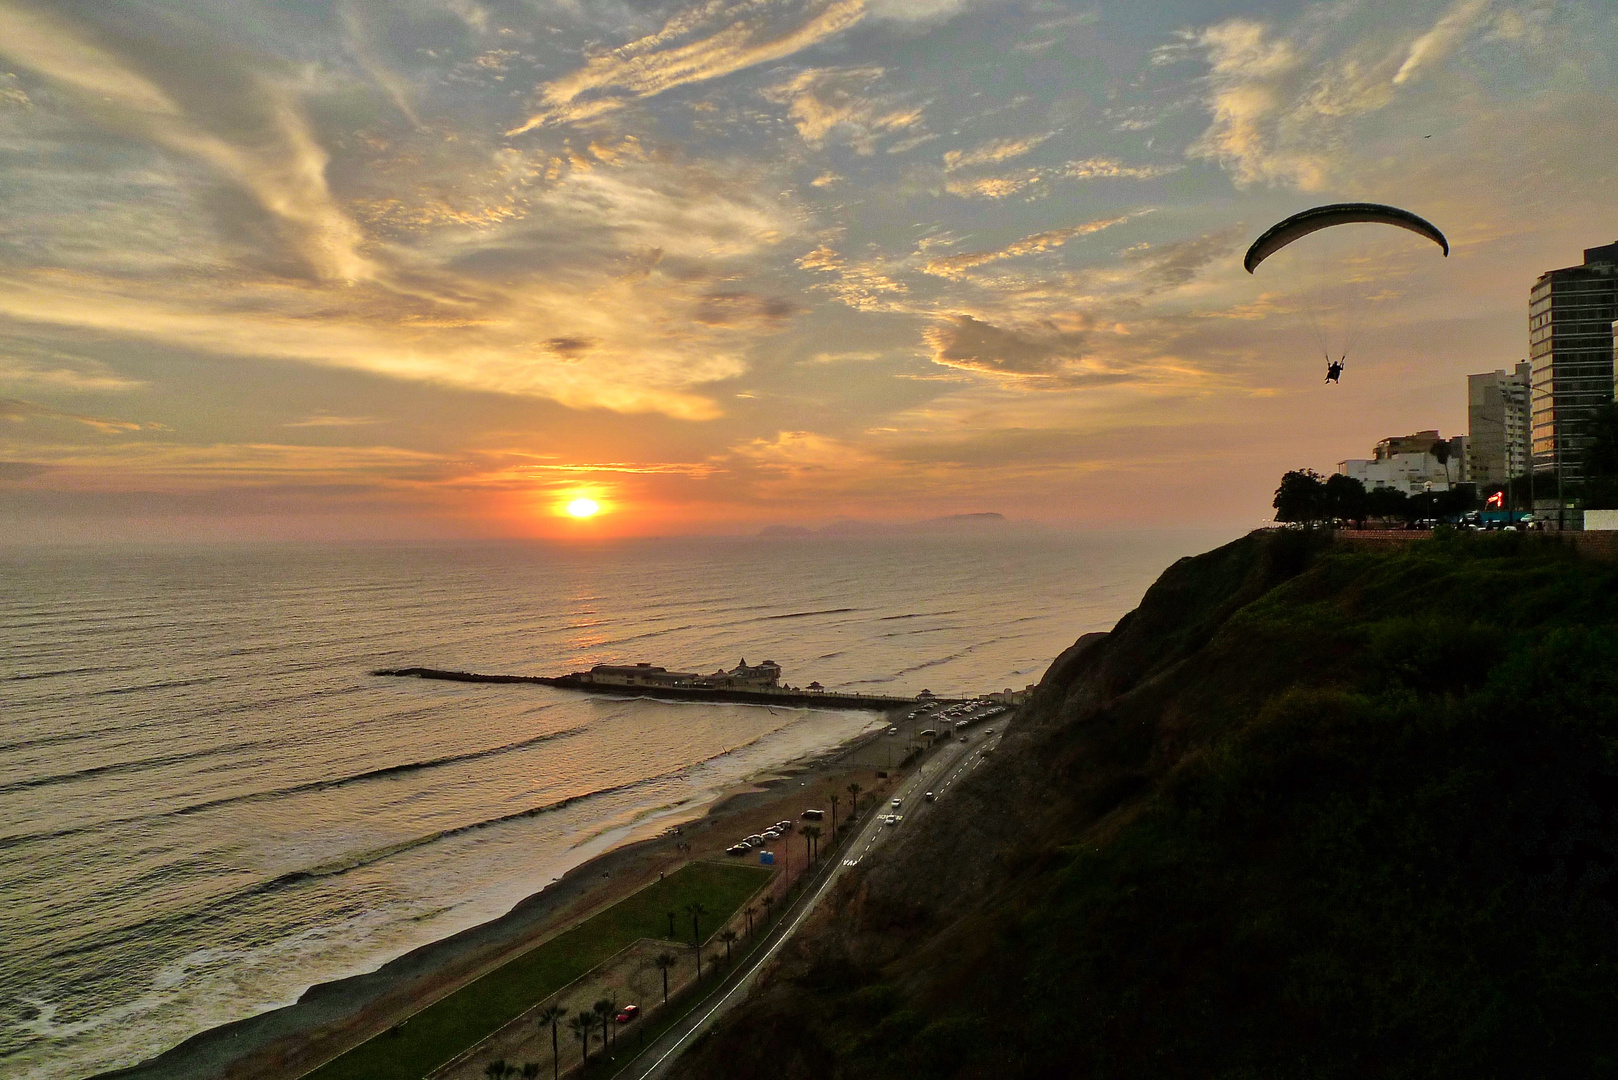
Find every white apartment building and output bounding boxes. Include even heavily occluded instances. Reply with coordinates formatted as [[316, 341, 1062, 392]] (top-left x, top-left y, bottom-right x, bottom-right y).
[[1338, 429, 1465, 495]]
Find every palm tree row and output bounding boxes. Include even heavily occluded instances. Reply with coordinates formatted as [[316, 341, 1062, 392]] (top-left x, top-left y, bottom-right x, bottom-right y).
[[538, 995, 628, 1075]]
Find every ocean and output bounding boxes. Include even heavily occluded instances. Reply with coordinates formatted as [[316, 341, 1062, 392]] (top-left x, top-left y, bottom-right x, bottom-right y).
[[0, 529, 1232, 1079]]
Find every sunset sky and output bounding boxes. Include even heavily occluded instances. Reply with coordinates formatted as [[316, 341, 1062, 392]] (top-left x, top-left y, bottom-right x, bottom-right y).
[[1, 0, 1614, 540]]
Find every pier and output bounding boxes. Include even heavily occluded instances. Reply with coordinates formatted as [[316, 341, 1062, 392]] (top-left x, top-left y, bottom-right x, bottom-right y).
[[370, 667, 948, 711]]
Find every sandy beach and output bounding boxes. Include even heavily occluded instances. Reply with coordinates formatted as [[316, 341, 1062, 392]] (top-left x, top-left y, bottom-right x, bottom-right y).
[[94, 714, 906, 1080]]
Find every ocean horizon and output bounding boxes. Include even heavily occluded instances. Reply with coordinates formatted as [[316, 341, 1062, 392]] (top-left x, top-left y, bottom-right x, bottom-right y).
[[0, 528, 1236, 1079]]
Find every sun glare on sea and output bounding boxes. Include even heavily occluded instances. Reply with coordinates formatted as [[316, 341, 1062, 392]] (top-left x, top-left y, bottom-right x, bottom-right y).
[[566, 498, 601, 519]]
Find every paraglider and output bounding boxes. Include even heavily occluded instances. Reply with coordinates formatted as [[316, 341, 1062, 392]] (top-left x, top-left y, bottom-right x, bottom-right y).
[[1244, 203, 1449, 274], [1245, 203, 1449, 382]]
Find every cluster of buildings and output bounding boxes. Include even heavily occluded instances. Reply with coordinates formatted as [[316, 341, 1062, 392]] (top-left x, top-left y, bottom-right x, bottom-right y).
[[582, 658, 785, 691], [1336, 241, 1618, 520]]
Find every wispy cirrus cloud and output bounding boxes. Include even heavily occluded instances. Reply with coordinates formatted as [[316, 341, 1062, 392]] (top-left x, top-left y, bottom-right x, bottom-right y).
[[942, 132, 1055, 171], [0, 395, 164, 433], [1185, 1, 1503, 190], [921, 214, 1138, 279], [761, 66, 926, 153], [0, 2, 377, 283], [508, 0, 868, 133]]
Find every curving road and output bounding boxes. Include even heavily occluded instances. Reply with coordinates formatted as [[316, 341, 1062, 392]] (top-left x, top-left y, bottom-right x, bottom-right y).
[[620, 719, 1008, 1080]]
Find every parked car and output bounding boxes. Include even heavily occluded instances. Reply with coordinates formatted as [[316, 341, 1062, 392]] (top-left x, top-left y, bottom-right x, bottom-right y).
[[726, 844, 749, 856], [775, 820, 794, 831], [800, 809, 825, 820], [616, 1005, 640, 1023], [762, 829, 781, 840]]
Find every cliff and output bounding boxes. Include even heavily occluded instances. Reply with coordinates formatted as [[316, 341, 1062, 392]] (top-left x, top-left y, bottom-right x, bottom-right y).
[[670, 529, 1618, 1079]]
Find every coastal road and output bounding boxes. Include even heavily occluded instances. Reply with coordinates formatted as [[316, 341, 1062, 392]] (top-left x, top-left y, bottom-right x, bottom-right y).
[[619, 721, 1007, 1080]]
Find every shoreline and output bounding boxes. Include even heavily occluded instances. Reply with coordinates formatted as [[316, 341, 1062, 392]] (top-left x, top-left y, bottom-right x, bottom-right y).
[[92, 715, 898, 1080]]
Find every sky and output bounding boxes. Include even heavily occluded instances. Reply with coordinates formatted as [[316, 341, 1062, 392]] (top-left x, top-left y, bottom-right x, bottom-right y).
[[0, 0, 1614, 541]]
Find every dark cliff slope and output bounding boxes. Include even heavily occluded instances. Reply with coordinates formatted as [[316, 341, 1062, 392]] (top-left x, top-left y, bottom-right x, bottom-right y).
[[671, 530, 1618, 1080]]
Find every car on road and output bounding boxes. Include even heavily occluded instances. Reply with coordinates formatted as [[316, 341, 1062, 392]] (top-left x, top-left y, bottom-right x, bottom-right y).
[[616, 1005, 640, 1023], [884, 814, 899, 826], [960, 736, 969, 743], [890, 797, 902, 807], [886, 726, 898, 735], [924, 791, 935, 802], [984, 728, 994, 735]]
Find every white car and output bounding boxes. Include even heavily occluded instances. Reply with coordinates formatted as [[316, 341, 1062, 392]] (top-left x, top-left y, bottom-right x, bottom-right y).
[[883, 814, 899, 826], [891, 797, 902, 808]]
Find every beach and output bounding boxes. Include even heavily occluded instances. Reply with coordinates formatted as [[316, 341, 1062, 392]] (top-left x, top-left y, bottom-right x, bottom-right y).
[[96, 718, 902, 1080]]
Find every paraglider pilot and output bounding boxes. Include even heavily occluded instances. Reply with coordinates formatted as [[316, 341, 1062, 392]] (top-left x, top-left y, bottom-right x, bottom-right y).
[[1325, 358, 1344, 383]]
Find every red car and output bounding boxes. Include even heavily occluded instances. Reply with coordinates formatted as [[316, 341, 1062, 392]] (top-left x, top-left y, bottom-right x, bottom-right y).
[[615, 1005, 640, 1023]]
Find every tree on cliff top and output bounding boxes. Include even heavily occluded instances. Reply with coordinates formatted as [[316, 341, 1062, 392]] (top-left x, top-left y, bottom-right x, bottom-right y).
[[1273, 469, 1326, 524]]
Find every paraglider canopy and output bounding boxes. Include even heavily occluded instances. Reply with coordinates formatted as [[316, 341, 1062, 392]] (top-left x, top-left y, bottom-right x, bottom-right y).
[[1244, 203, 1449, 274]]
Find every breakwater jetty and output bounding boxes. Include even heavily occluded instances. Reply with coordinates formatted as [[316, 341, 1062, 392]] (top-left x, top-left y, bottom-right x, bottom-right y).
[[371, 667, 943, 711]]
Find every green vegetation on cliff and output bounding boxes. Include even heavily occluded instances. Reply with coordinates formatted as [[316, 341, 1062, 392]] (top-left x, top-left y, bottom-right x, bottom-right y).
[[674, 532, 1618, 1080]]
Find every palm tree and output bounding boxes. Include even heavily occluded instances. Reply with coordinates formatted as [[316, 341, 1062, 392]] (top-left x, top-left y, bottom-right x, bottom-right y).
[[653, 952, 676, 1004], [686, 901, 709, 946], [846, 781, 862, 819], [535, 1004, 566, 1080], [718, 927, 739, 963], [803, 824, 821, 863], [592, 998, 614, 1057], [522, 1065, 540, 1080], [828, 793, 840, 839], [485, 1061, 508, 1080], [743, 904, 757, 938], [665, 910, 676, 938], [567, 1012, 592, 1066], [1432, 438, 1454, 487], [762, 893, 775, 926]]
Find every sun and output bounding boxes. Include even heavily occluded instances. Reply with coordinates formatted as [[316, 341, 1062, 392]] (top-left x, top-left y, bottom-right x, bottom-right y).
[[566, 497, 601, 519]]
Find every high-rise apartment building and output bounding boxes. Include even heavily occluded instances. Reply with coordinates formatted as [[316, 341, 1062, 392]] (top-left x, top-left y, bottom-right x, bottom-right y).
[[1467, 361, 1532, 486], [1529, 242, 1618, 489]]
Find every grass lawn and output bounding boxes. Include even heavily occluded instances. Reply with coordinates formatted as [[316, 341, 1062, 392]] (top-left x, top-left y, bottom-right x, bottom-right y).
[[304, 861, 771, 1080]]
